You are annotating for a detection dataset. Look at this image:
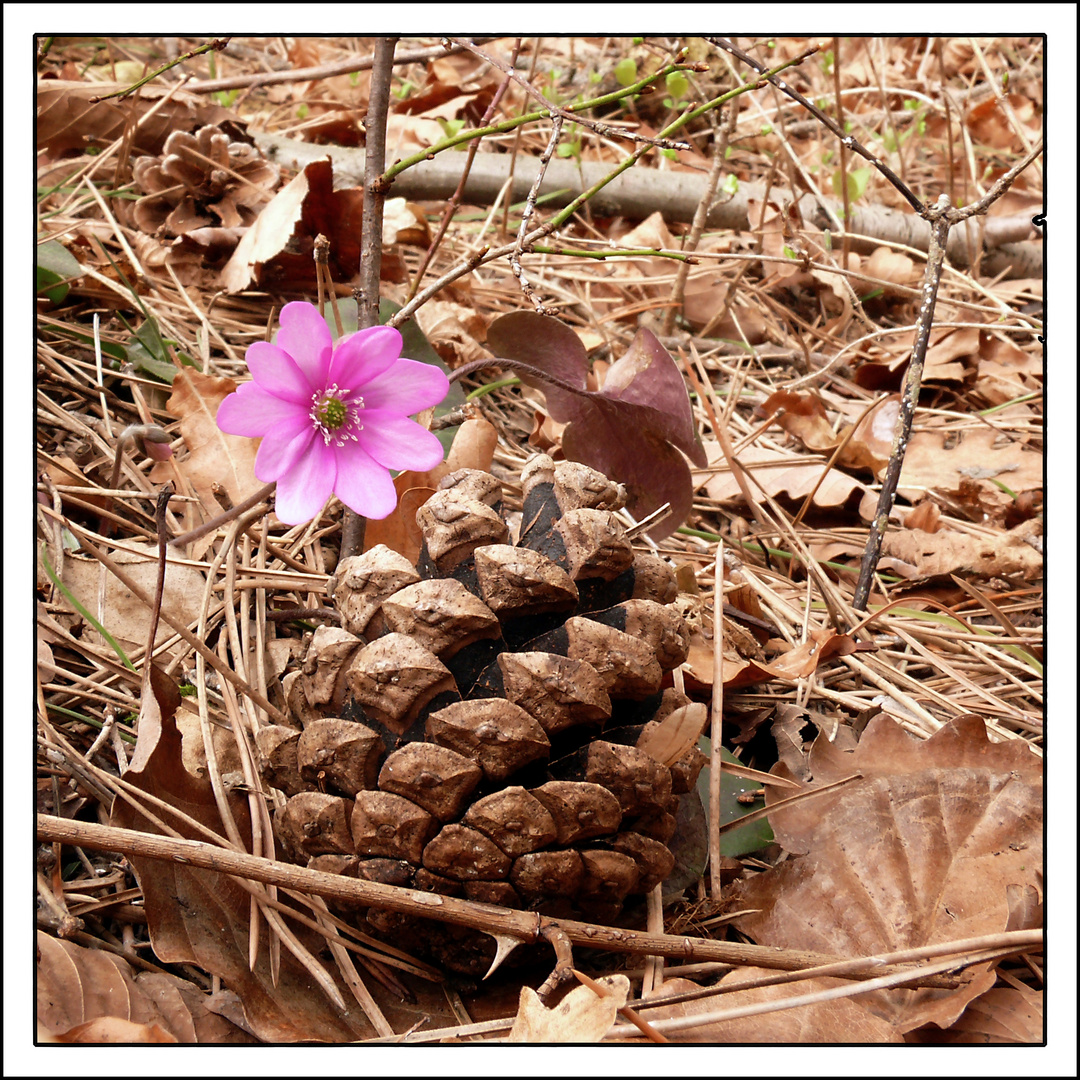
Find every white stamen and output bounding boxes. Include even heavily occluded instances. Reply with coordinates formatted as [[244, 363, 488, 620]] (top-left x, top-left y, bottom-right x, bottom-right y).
[[310, 383, 366, 446]]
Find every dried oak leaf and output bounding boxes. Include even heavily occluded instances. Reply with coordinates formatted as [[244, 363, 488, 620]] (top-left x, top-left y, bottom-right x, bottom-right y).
[[472, 312, 707, 540], [110, 666, 372, 1043], [728, 714, 1042, 1035], [221, 158, 364, 293], [907, 986, 1043, 1044], [36, 931, 254, 1044], [757, 389, 894, 476], [57, 542, 205, 659], [878, 518, 1043, 583], [896, 425, 1042, 516]]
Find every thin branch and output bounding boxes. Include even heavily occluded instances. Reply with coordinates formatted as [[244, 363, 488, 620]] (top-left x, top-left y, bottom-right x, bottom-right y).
[[707, 35, 924, 213], [88, 38, 229, 101], [184, 38, 500, 94], [511, 115, 563, 313], [340, 36, 397, 562], [448, 37, 694, 152], [35, 814, 968, 988], [662, 85, 738, 335], [407, 39, 523, 301]]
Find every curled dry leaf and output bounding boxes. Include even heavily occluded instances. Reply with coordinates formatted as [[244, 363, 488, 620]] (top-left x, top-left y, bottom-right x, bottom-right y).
[[757, 389, 894, 476], [879, 517, 1043, 582], [483, 312, 707, 539], [728, 714, 1042, 1035], [221, 158, 364, 294], [679, 615, 854, 693]]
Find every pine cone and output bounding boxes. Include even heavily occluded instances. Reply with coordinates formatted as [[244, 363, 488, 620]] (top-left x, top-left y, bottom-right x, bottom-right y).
[[130, 125, 279, 236], [262, 455, 707, 975]]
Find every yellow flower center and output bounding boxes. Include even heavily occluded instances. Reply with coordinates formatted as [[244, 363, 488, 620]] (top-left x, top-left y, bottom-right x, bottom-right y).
[[311, 385, 365, 446]]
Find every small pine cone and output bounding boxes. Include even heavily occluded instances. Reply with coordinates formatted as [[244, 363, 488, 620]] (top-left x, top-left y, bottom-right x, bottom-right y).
[[131, 125, 279, 236], [270, 455, 703, 974]]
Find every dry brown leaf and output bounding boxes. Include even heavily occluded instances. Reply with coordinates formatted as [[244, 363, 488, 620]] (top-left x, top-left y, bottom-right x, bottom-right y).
[[385, 112, 450, 158], [680, 625, 851, 692], [974, 335, 1042, 406], [36, 80, 232, 162], [863, 246, 918, 293], [924, 326, 981, 381], [904, 500, 943, 533], [896, 427, 1042, 516], [55, 542, 206, 658], [381, 197, 431, 247], [700, 441, 872, 511], [637, 702, 708, 767], [766, 711, 1042, 851], [966, 93, 1040, 150], [628, 973, 901, 1043], [412, 299, 489, 368], [509, 974, 628, 1042], [730, 714, 1042, 1035], [765, 627, 857, 679], [909, 987, 1043, 1044], [221, 159, 365, 293], [878, 518, 1043, 582], [756, 389, 840, 454], [854, 325, 984, 390], [37, 931, 196, 1042], [157, 367, 261, 528], [47, 1017, 179, 1044]]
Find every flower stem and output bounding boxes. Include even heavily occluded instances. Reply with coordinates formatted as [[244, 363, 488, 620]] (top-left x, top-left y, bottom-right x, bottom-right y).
[[339, 35, 398, 562]]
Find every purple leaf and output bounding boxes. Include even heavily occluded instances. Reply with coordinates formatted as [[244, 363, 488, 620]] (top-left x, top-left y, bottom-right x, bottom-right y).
[[474, 312, 704, 539]]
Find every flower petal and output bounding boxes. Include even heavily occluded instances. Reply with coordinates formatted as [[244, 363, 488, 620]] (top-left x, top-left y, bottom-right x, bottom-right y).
[[358, 357, 450, 413], [253, 414, 317, 481], [216, 382, 306, 437], [331, 441, 400, 519], [329, 325, 404, 389], [273, 439, 337, 524], [276, 302, 333, 387], [245, 341, 315, 403], [356, 411, 446, 472]]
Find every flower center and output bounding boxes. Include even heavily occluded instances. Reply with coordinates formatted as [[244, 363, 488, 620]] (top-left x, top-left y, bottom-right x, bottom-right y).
[[310, 384, 365, 446]]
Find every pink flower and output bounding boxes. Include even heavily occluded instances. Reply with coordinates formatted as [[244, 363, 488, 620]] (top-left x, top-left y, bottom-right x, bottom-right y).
[[216, 302, 449, 524]]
